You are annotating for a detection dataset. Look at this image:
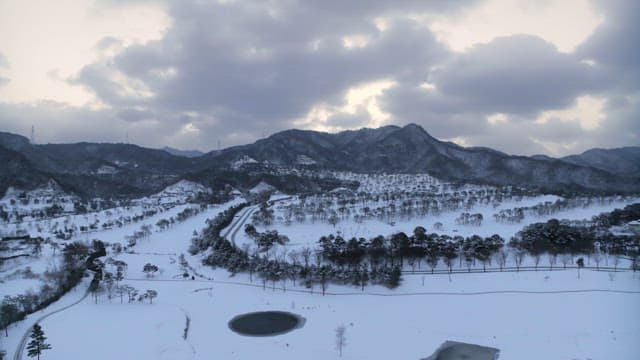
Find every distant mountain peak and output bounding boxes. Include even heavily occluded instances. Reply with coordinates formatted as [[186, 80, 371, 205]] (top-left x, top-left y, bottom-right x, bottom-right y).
[[161, 146, 204, 158], [403, 123, 425, 131]]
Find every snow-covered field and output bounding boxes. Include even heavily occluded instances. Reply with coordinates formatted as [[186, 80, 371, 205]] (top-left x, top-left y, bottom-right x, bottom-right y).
[[5, 255, 640, 360], [2, 177, 640, 359], [238, 194, 638, 252]]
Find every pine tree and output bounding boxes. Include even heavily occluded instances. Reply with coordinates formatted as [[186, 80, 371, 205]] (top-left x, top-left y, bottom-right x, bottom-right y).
[[26, 324, 52, 360]]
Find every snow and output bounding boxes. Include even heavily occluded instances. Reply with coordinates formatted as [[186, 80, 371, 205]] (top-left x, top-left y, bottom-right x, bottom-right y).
[[2, 178, 640, 359], [237, 195, 637, 251], [147, 180, 211, 204], [12, 267, 640, 360], [296, 155, 317, 165], [250, 181, 275, 194], [0, 180, 78, 214], [232, 155, 259, 170], [95, 165, 118, 175]]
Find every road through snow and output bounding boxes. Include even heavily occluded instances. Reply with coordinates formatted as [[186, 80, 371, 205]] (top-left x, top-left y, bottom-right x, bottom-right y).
[[12, 282, 90, 360]]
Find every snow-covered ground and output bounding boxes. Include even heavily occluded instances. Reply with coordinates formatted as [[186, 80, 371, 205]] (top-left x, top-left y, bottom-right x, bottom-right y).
[[147, 180, 211, 205], [238, 194, 637, 251], [2, 177, 640, 359], [6, 257, 640, 360]]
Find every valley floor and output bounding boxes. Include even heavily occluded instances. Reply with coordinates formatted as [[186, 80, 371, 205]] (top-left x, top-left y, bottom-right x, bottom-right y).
[[2, 199, 639, 360]]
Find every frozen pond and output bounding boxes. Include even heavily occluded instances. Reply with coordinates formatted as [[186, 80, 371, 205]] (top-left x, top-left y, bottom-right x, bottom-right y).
[[228, 311, 305, 337]]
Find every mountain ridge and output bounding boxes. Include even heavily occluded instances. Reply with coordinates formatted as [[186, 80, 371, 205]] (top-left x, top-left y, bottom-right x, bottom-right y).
[[202, 124, 639, 192], [1, 125, 639, 197]]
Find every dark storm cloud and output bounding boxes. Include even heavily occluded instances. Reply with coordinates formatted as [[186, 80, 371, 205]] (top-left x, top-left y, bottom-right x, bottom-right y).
[[568, 0, 640, 150], [385, 34, 602, 128], [379, 17, 639, 155], [429, 35, 602, 115], [116, 108, 155, 122], [3, 0, 637, 156], [82, 5, 448, 118], [378, 33, 605, 145], [576, 0, 640, 92], [72, 0, 463, 147]]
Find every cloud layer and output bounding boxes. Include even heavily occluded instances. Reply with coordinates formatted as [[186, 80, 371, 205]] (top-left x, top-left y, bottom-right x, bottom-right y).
[[0, 0, 638, 156]]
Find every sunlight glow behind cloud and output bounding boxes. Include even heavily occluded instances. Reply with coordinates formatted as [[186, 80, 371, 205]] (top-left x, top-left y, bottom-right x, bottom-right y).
[[429, 0, 603, 53], [0, 0, 170, 106]]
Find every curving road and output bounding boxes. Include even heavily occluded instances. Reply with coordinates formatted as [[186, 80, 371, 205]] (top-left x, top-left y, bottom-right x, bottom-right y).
[[227, 206, 258, 245], [12, 285, 90, 360]]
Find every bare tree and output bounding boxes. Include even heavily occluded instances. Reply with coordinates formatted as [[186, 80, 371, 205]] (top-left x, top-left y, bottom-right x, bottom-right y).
[[300, 247, 312, 269], [514, 250, 526, 271], [496, 250, 508, 271], [592, 251, 602, 270], [335, 325, 347, 357], [145, 290, 158, 304], [548, 252, 557, 270]]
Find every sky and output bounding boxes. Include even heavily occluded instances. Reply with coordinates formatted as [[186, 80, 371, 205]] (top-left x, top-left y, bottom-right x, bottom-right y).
[[0, 0, 638, 156]]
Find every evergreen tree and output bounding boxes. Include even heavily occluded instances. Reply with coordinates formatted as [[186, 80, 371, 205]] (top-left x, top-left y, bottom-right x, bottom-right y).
[[388, 266, 402, 288], [26, 324, 52, 360]]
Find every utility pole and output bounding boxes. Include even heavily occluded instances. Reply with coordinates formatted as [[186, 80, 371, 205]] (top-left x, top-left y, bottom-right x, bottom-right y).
[[30, 125, 35, 144]]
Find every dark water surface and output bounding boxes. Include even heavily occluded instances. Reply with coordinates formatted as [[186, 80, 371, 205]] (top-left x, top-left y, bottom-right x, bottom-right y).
[[228, 311, 305, 336]]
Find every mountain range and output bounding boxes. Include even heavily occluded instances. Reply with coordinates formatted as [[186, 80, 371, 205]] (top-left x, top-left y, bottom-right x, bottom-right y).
[[160, 146, 204, 158], [0, 124, 638, 198]]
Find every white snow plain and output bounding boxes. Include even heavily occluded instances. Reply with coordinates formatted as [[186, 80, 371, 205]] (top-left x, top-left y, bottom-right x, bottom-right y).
[[2, 185, 640, 359]]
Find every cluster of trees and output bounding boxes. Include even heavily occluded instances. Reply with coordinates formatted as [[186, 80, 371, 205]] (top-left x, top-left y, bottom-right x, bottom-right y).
[[493, 197, 632, 224], [84, 254, 159, 305], [155, 205, 206, 231], [142, 263, 159, 278], [593, 203, 640, 227], [124, 225, 153, 247], [511, 219, 595, 255], [189, 203, 248, 254], [510, 208, 640, 270], [90, 280, 158, 304], [244, 224, 289, 253], [204, 239, 402, 293], [251, 204, 275, 226], [197, 205, 402, 292], [49, 205, 164, 240], [317, 227, 506, 273], [273, 187, 518, 227], [455, 212, 483, 226], [1, 240, 96, 337]]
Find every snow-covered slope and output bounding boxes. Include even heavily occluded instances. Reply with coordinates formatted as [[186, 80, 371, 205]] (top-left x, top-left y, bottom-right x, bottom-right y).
[[249, 181, 275, 194], [147, 180, 211, 204], [0, 179, 78, 212]]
